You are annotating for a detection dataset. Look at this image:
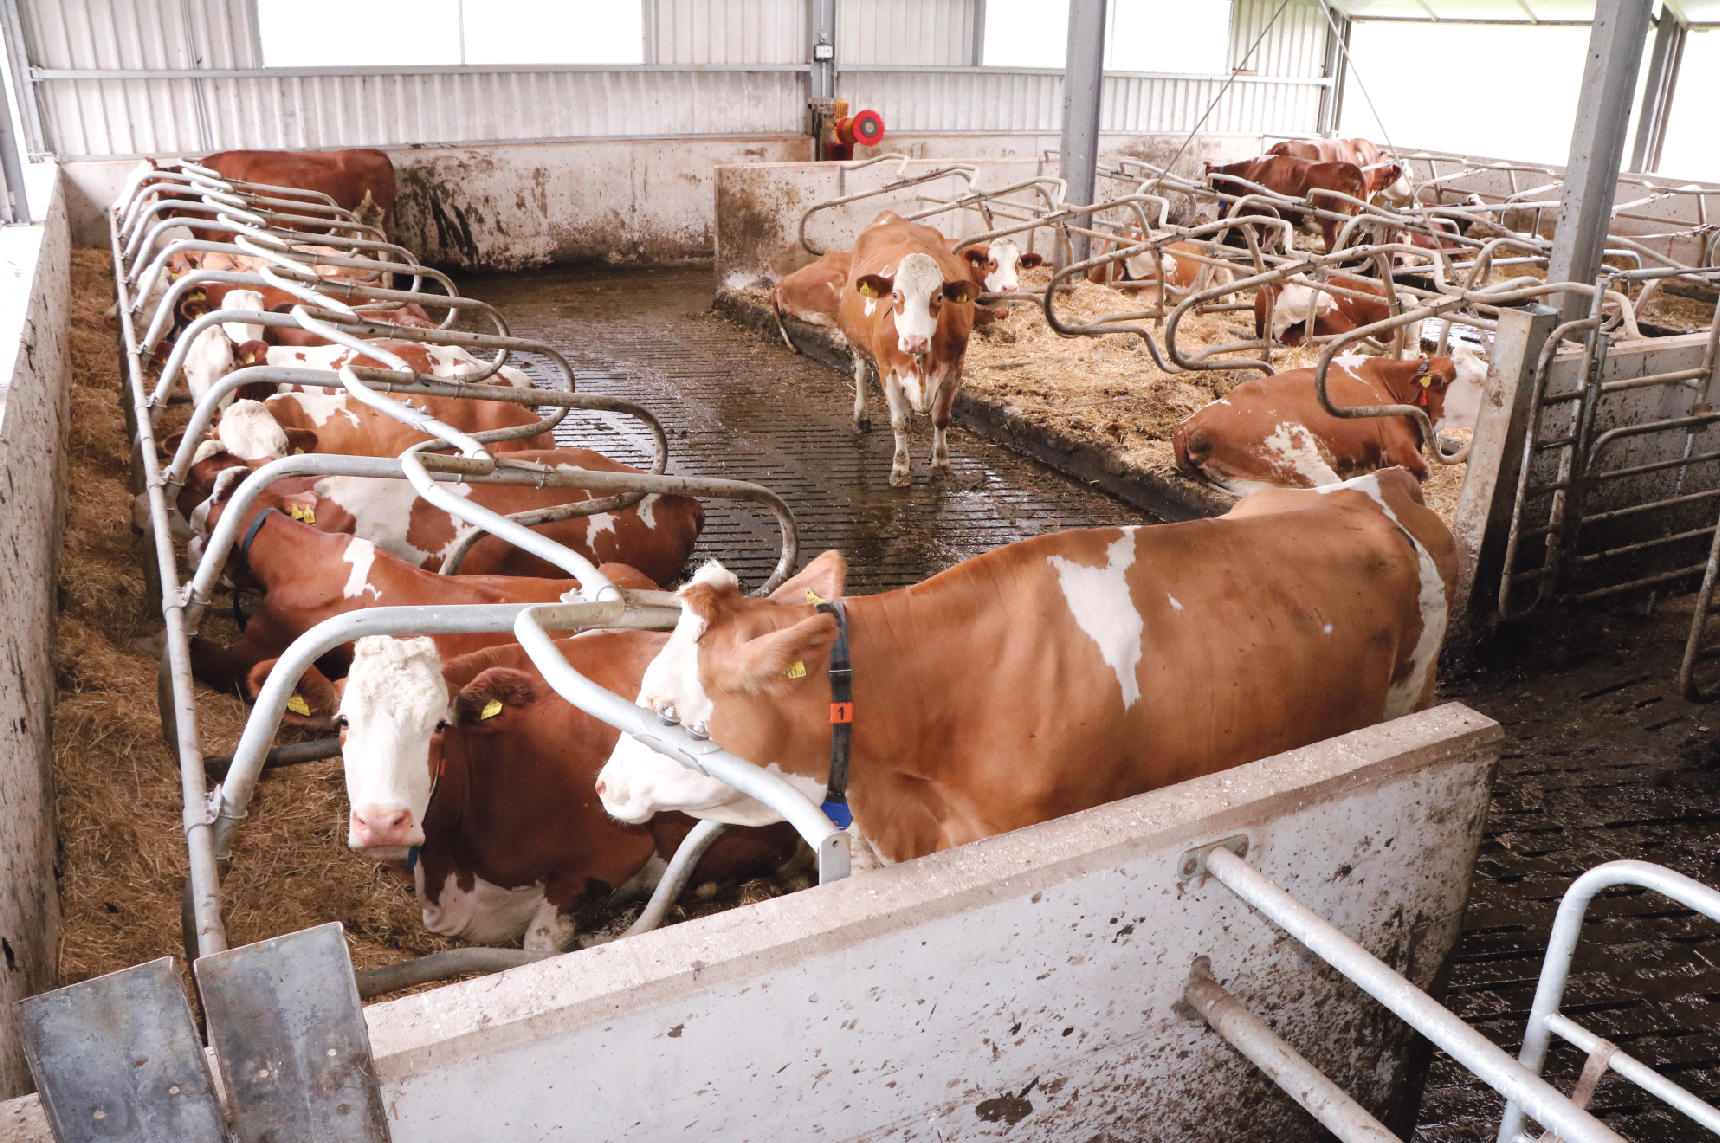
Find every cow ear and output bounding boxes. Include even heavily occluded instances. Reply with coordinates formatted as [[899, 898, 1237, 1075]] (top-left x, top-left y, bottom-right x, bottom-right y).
[[159, 431, 186, 460], [280, 489, 321, 525], [1017, 252, 1045, 268], [248, 659, 342, 727], [855, 274, 893, 298], [769, 549, 848, 605], [178, 289, 208, 320], [454, 667, 537, 729], [959, 247, 988, 268], [712, 612, 841, 695], [234, 340, 270, 368], [282, 427, 318, 456], [942, 280, 977, 304]]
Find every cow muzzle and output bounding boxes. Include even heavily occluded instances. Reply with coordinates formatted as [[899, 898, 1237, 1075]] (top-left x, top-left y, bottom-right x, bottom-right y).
[[349, 805, 421, 849], [897, 334, 930, 356]]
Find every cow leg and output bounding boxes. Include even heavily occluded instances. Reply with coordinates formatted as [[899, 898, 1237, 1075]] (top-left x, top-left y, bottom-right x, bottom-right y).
[[883, 374, 914, 487], [523, 896, 579, 953], [851, 353, 871, 432], [930, 371, 959, 479]]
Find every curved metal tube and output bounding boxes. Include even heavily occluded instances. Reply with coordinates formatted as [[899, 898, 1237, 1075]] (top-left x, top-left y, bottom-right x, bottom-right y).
[[355, 949, 552, 1000], [514, 605, 851, 884], [624, 818, 730, 937]]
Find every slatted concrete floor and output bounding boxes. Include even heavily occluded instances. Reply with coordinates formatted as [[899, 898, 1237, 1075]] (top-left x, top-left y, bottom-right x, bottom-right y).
[[459, 263, 1720, 1142]]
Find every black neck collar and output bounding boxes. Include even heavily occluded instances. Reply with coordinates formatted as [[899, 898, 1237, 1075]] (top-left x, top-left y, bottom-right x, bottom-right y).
[[815, 600, 853, 829]]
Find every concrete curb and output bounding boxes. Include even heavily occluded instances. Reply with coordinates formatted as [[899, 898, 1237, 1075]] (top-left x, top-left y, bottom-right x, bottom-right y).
[[713, 289, 1237, 523]]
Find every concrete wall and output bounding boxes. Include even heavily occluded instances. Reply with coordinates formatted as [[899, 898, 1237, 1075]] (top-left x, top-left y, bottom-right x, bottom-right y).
[[0, 167, 72, 1099], [351, 704, 1498, 1142], [715, 135, 1267, 287], [56, 135, 815, 265]]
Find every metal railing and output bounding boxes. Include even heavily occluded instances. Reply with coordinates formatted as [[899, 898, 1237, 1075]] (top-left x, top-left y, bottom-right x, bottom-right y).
[[113, 160, 851, 987]]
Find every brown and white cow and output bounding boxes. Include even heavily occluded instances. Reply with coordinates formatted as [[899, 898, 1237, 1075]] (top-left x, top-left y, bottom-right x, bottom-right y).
[[182, 442, 704, 582], [211, 393, 556, 462], [838, 211, 979, 486], [1087, 228, 1232, 302], [772, 250, 852, 349], [226, 338, 535, 393], [595, 473, 1455, 862], [1205, 156, 1369, 252], [185, 485, 653, 694], [1268, 138, 1412, 204], [954, 237, 1044, 322], [253, 634, 801, 951], [1173, 349, 1487, 492], [1253, 273, 1420, 348], [197, 149, 398, 234]]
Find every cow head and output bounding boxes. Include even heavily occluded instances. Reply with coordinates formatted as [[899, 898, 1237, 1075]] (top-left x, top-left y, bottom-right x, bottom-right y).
[[250, 636, 452, 852], [1433, 344, 1488, 431], [596, 551, 849, 827], [1376, 162, 1412, 205], [214, 399, 317, 461], [855, 252, 977, 356], [959, 239, 1044, 294]]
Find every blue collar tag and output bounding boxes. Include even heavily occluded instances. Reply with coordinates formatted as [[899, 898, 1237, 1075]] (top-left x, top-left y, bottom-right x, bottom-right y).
[[821, 799, 853, 830], [406, 846, 420, 871]]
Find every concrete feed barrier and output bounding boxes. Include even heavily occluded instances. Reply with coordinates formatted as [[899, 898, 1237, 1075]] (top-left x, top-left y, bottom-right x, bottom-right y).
[[355, 703, 1498, 1142]]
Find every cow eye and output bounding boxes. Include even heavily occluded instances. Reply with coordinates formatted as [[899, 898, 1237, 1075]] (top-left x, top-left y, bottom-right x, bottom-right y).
[[435, 720, 448, 732], [334, 714, 348, 728]]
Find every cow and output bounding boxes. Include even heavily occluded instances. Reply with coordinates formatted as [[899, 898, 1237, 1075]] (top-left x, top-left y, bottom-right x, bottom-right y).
[[1205, 156, 1369, 253], [251, 634, 802, 951], [221, 337, 535, 401], [593, 473, 1456, 863], [196, 149, 398, 234], [180, 441, 704, 582], [183, 483, 657, 693], [1268, 138, 1411, 204], [771, 251, 852, 350], [266, 302, 438, 347], [1253, 274, 1421, 348], [1087, 229, 1233, 303], [207, 393, 556, 463], [837, 211, 979, 487], [953, 237, 1044, 322], [1173, 349, 1488, 493]]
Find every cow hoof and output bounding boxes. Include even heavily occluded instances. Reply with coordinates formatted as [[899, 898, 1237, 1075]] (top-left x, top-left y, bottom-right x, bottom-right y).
[[931, 462, 954, 480], [889, 470, 912, 488], [854, 417, 871, 433]]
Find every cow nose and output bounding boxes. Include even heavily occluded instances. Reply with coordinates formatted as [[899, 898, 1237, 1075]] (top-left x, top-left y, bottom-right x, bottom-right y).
[[594, 778, 606, 797], [350, 806, 414, 847], [1000, 283, 1018, 292], [901, 335, 929, 354]]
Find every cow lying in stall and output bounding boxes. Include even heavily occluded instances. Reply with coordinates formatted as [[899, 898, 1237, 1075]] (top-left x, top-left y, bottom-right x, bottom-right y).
[[192, 148, 398, 235], [1267, 137, 1412, 205], [1254, 274, 1421, 349], [183, 484, 658, 694], [1205, 156, 1368, 253], [252, 634, 802, 952], [1087, 227, 1234, 303], [595, 471, 1455, 863], [179, 427, 704, 582], [839, 211, 979, 487], [1173, 350, 1487, 493]]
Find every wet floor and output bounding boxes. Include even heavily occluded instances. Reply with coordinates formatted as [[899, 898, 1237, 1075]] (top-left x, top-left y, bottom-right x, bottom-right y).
[[458, 264, 1720, 1142], [457, 263, 1147, 593]]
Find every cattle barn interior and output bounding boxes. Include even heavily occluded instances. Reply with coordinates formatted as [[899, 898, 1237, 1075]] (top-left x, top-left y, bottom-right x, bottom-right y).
[[0, 0, 1719, 1140]]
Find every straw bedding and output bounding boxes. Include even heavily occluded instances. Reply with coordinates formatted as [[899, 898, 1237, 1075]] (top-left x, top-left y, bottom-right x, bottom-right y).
[[55, 248, 810, 999]]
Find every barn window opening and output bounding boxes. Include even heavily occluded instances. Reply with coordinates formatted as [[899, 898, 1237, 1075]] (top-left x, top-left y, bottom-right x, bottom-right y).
[[257, 0, 646, 68], [980, 0, 1234, 74]]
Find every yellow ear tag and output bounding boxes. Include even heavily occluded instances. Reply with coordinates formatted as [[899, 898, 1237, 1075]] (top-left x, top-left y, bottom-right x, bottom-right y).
[[287, 694, 310, 716], [480, 699, 504, 720], [805, 589, 826, 605], [1421, 376, 1432, 388], [292, 447, 305, 455], [857, 281, 879, 297], [290, 505, 316, 524], [784, 660, 807, 680]]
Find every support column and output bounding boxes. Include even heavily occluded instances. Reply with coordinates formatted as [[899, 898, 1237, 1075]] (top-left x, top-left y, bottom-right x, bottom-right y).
[[1316, 3, 1350, 138], [1628, 10, 1686, 175], [1544, 0, 1653, 323], [1059, 0, 1107, 265]]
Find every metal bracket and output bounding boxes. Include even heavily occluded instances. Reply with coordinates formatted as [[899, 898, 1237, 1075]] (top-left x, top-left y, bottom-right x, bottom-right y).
[[817, 831, 852, 885], [19, 957, 228, 1143], [194, 922, 389, 1143], [1177, 834, 1251, 882]]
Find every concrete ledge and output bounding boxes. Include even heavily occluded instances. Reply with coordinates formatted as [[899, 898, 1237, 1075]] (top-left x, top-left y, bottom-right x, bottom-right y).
[[358, 703, 1498, 1141], [714, 288, 1237, 523]]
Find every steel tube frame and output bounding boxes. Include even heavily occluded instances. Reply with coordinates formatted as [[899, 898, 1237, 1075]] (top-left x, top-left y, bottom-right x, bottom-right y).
[[1499, 860, 1720, 1141], [1203, 846, 1626, 1143]]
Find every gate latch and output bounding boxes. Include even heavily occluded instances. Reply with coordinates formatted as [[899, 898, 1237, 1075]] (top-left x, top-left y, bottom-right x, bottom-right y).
[[1177, 834, 1250, 883]]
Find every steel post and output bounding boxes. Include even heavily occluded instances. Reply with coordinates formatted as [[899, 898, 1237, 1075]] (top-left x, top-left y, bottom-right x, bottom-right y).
[[1628, 10, 1685, 175], [1316, 3, 1350, 138], [1545, 0, 1653, 323], [1059, 0, 1108, 266]]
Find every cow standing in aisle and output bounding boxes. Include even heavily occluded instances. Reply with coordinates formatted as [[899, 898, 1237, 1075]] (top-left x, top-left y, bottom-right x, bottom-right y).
[[251, 634, 802, 951], [1174, 350, 1487, 492], [595, 470, 1456, 862], [1205, 156, 1369, 253], [1267, 138, 1412, 204], [838, 212, 979, 487]]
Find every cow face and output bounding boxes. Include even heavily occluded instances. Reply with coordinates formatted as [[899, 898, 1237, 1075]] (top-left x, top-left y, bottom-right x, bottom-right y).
[[959, 239, 1043, 293], [334, 637, 451, 851], [1433, 345, 1488, 431], [1376, 162, 1412, 205], [856, 252, 977, 356], [596, 553, 848, 827]]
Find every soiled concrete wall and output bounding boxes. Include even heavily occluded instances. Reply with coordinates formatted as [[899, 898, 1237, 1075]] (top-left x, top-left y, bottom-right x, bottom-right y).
[[358, 704, 1499, 1142], [58, 136, 814, 264], [0, 169, 71, 1099], [715, 134, 1266, 287]]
